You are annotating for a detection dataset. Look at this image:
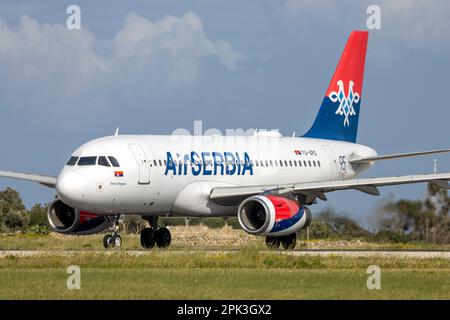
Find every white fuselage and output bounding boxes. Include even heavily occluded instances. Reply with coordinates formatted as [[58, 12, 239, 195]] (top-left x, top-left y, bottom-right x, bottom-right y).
[[56, 133, 377, 217]]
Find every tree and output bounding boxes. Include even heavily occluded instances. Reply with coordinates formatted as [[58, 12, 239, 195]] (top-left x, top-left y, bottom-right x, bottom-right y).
[[374, 183, 450, 243], [28, 203, 49, 227], [0, 187, 29, 232]]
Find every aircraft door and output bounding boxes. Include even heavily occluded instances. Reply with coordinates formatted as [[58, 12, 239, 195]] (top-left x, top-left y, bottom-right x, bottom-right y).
[[128, 144, 151, 184], [321, 145, 340, 179]]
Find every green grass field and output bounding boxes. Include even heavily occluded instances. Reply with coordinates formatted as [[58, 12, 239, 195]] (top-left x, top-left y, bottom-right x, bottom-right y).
[[2, 232, 450, 251], [1, 250, 450, 299]]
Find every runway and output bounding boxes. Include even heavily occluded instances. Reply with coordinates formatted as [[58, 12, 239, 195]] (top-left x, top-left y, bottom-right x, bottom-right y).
[[1, 249, 450, 259]]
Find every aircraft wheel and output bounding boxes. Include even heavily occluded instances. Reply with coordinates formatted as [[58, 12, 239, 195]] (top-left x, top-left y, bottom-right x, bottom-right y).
[[113, 234, 122, 247], [155, 227, 171, 249], [265, 236, 280, 249], [140, 228, 155, 249], [281, 233, 297, 250], [103, 234, 114, 249]]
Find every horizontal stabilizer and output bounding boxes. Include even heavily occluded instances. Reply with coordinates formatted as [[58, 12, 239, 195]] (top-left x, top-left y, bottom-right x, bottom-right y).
[[350, 148, 450, 164]]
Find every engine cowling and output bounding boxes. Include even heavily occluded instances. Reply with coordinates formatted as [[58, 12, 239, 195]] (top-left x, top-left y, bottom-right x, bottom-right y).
[[47, 199, 109, 235], [237, 195, 312, 236]]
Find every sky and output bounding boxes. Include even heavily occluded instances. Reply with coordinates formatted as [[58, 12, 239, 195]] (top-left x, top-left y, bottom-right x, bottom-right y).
[[1, 0, 450, 227]]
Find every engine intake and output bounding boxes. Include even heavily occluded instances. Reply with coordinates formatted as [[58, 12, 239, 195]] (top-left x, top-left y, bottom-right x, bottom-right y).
[[238, 195, 311, 236], [47, 199, 109, 235]]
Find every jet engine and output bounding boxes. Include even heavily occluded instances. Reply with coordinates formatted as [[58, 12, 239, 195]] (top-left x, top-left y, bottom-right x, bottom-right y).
[[47, 199, 109, 235], [237, 195, 312, 236]]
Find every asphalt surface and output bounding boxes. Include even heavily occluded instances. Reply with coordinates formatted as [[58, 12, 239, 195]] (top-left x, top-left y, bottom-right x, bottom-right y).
[[1, 250, 450, 259]]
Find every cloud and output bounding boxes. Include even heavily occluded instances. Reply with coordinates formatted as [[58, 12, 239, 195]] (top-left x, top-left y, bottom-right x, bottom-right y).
[[381, 0, 450, 50], [0, 12, 243, 113], [112, 12, 242, 85], [266, 0, 450, 59]]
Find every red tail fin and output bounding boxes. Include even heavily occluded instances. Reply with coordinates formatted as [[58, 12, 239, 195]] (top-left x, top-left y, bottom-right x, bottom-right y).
[[304, 31, 369, 143]]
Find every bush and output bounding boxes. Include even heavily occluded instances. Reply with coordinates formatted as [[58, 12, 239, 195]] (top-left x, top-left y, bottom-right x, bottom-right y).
[[370, 230, 410, 243], [28, 224, 50, 235]]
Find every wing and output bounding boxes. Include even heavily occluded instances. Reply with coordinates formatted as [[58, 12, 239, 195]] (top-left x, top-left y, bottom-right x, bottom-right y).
[[0, 170, 57, 188], [350, 148, 450, 164], [210, 173, 450, 206]]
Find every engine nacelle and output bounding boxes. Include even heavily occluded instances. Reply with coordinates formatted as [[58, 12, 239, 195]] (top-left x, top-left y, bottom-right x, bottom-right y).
[[47, 199, 109, 235], [238, 195, 312, 236]]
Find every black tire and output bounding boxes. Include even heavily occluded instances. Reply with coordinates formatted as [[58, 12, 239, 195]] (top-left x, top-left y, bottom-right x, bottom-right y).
[[265, 236, 281, 249], [140, 228, 155, 249], [281, 233, 297, 250], [155, 227, 171, 249], [113, 234, 122, 247], [103, 234, 113, 249]]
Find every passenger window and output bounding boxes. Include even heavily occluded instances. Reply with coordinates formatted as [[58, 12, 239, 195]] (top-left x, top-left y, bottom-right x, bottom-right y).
[[313, 161, 316, 167], [308, 160, 312, 167], [108, 156, 120, 167], [159, 160, 162, 166], [299, 161, 302, 167], [270, 160, 273, 167], [97, 156, 110, 167], [153, 160, 157, 166], [66, 156, 79, 166], [284, 160, 288, 166], [280, 161, 283, 167], [289, 160, 292, 167], [265, 160, 269, 167], [318, 161, 321, 167], [304, 160, 307, 167], [78, 156, 97, 166], [294, 160, 297, 167]]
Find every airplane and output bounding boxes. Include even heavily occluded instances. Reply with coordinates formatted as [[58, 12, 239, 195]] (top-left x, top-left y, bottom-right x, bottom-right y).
[[2, 30, 450, 250]]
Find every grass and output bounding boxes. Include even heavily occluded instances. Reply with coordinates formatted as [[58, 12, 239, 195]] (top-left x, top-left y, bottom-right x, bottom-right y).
[[1, 250, 450, 299], [2, 268, 450, 299], [1, 232, 450, 299], [2, 232, 450, 251]]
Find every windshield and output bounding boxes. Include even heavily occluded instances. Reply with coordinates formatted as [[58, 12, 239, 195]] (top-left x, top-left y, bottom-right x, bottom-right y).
[[108, 156, 120, 167], [78, 156, 97, 166], [66, 156, 79, 166]]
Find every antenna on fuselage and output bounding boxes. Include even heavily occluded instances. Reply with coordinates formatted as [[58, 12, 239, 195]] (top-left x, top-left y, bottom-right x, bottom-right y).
[[114, 127, 120, 136]]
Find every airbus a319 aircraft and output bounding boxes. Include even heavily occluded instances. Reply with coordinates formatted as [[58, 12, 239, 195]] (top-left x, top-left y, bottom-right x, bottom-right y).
[[2, 31, 450, 250]]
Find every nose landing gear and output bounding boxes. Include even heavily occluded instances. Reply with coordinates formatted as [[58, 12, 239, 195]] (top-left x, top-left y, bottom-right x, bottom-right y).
[[103, 214, 123, 249], [140, 216, 171, 249]]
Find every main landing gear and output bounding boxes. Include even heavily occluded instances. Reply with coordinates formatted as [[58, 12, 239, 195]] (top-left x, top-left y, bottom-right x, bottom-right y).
[[103, 214, 122, 249], [265, 233, 297, 250], [140, 216, 172, 249]]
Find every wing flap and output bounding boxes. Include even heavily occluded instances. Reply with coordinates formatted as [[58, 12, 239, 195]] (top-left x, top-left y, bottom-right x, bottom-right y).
[[210, 173, 450, 205], [0, 170, 57, 188]]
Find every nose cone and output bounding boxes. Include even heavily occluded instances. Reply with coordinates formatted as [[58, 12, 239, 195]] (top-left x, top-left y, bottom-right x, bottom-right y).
[[56, 172, 87, 207]]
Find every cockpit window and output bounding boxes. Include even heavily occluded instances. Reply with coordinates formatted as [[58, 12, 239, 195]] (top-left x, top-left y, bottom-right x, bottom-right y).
[[108, 156, 120, 167], [66, 156, 79, 166], [78, 156, 97, 166], [97, 156, 110, 167]]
